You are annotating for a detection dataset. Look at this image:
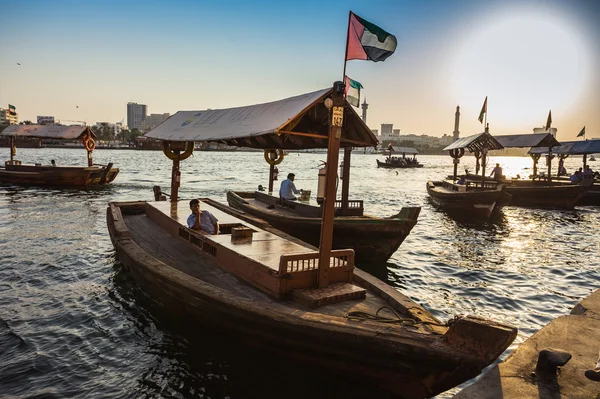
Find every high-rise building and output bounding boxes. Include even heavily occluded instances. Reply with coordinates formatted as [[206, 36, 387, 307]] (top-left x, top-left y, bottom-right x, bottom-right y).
[[127, 102, 147, 130], [453, 105, 460, 141], [140, 113, 170, 132], [0, 108, 18, 125]]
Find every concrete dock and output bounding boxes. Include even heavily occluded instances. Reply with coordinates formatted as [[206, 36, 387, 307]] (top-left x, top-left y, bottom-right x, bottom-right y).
[[453, 288, 600, 398]]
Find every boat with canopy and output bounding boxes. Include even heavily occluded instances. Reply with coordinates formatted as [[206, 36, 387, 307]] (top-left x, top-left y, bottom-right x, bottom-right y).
[[0, 124, 119, 187], [145, 86, 420, 264], [461, 133, 591, 209], [528, 138, 600, 205], [377, 146, 423, 168], [427, 131, 512, 219], [107, 83, 517, 398]]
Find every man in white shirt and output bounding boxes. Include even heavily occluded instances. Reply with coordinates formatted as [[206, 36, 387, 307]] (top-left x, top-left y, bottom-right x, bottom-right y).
[[279, 173, 301, 200]]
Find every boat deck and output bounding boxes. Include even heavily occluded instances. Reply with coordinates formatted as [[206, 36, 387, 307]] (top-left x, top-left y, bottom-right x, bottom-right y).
[[120, 201, 426, 322]]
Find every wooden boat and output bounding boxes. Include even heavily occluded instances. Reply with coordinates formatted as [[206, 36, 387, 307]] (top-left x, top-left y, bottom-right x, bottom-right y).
[[529, 139, 600, 206], [377, 146, 423, 168], [107, 198, 517, 398], [106, 85, 518, 397], [427, 180, 511, 219], [225, 190, 420, 264], [428, 131, 511, 219], [0, 124, 119, 187]]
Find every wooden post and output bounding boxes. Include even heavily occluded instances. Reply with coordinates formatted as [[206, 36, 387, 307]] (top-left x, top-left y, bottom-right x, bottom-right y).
[[452, 152, 458, 180], [9, 136, 14, 162], [268, 163, 274, 193], [341, 147, 351, 214], [547, 146, 552, 184], [170, 157, 180, 203], [481, 151, 487, 185], [317, 82, 344, 289], [87, 150, 93, 167], [583, 154, 587, 168]]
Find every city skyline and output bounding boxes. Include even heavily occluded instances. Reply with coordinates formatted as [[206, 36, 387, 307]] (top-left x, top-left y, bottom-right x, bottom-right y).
[[1, 0, 599, 140]]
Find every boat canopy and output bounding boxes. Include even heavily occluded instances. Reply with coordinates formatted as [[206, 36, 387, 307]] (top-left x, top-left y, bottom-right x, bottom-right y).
[[145, 88, 378, 149], [443, 131, 504, 153], [388, 147, 418, 155], [528, 139, 600, 155], [0, 124, 95, 140], [494, 133, 560, 149]]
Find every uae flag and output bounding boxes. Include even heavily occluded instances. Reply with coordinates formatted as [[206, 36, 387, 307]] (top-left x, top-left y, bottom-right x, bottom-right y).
[[344, 76, 363, 107], [8, 104, 16, 115], [346, 12, 397, 62], [545, 110, 552, 131], [478, 97, 487, 123], [577, 126, 585, 138]]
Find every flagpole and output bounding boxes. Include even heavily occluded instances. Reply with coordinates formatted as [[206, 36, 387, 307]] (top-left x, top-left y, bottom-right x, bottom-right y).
[[342, 10, 352, 83]]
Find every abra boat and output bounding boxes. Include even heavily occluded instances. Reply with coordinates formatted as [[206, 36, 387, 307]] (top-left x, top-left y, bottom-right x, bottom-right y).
[[377, 146, 423, 168], [529, 139, 600, 206], [225, 190, 420, 264], [428, 131, 512, 219], [146, 86, 421, 264], [109, 85, 517, 398], [0, 124, 119, 187]]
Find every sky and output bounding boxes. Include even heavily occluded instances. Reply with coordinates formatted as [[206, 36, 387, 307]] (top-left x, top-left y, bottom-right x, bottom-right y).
[[1, 0, 599, 141]]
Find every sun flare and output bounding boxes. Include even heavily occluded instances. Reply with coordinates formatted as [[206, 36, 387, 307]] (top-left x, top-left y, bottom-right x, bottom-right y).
[[450, 8, 591, 130]]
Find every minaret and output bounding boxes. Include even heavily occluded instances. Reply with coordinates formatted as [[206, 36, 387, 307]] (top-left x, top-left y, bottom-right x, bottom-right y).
[[361, 98, 368, 123], [453, 105, 460, 141]]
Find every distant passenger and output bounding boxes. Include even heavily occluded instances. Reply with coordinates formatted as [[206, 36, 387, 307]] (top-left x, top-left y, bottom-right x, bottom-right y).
[[558, 164, 567, 176], [490, 163, 503, 180], [570, 168, 584, 183], [583, 165, 594, 178], [50, 160, 56, 167], [279, 173, 301, 201], [456, 176, 466, 185], [187, 199, 219, 235]]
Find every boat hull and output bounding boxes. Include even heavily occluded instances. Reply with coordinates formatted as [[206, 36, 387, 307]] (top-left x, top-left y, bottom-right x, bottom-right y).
[[107, 200, 517, 399], [426, 181, 511, 219], [377, 159, 423, 168], [226, 191, 420, 264], [0, 163, 119, 187]]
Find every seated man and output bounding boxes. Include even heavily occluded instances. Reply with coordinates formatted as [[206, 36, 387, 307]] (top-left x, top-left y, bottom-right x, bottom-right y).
[[187, 199, 219, 234], [279, 173, 301, 201]]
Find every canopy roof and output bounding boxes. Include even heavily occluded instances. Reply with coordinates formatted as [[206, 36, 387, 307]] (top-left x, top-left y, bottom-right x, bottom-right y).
[[145, 88, 378, 149], [528, 139, 600, 155], [387, 146, 418, 154], [0, 124, 94, 140], [443, 131, 504, 153], [494, 133, 560, 149]]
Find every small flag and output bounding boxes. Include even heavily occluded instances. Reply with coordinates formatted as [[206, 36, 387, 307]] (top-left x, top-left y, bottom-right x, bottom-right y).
[[478, 97, 487, 124], [346, 12, 397, 62], [545, 110, 552, 131], [8, 104, 16, 115], [577, 126, 585, 138], [344, 76, 363, 107]]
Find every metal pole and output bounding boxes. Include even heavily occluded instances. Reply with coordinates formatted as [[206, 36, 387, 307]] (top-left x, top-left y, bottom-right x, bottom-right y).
[[341, 147, 351, 214], [547, 146, 552, 185], [317, 82, 344, 289], [10, 136, 14, 162], [170, 157, 180, 203]]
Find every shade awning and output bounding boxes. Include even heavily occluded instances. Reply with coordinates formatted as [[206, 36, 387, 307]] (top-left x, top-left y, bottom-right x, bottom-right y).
[[443, 131, 504, 152], [0, 124, 94, 140], [145, 88, 379, 149], [528, 139, 600, 155], [494, 133, 561, 149]]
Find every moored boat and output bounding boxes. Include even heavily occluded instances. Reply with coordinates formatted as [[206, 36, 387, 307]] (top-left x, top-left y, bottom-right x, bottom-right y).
[[428, 131, 511, 219], [225, 190, 420, 264], [0, 124, 119, 187], [107, 198, 517, 399]]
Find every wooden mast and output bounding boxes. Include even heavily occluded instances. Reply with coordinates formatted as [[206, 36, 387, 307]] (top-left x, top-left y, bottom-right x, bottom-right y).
[[317, 82, 344, 288]]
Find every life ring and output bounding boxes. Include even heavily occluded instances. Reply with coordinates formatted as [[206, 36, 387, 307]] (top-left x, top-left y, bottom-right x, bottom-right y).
[[84, 138, 96, 152], [449, 148, 465, 159], [264, 149, 285, 165], [163, 141, 194, 161]]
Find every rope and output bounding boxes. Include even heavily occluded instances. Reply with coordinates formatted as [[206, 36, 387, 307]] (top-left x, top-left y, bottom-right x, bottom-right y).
[[345, 306, 451, 328]]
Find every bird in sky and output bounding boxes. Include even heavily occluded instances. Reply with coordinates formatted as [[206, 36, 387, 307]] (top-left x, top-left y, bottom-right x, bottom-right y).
[[17, 63, 21, 65], [76, 106, 79, 108]]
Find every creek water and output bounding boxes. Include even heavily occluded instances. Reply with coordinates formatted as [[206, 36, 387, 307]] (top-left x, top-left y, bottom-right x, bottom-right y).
[[1, 148, 598, 398]]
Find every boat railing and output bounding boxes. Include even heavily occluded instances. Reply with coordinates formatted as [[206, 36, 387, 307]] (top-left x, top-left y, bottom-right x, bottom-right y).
[[279, 249, 355, 275]]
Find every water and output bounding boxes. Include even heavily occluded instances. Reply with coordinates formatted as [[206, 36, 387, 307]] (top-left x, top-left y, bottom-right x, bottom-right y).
[[1, 148, 599, 398]]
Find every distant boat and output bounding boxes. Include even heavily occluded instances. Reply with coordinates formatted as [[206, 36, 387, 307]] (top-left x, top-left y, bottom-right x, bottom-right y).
[[0, 124, 119, 187], [377, 146, 423, 168], [590, 155, 596, 161]]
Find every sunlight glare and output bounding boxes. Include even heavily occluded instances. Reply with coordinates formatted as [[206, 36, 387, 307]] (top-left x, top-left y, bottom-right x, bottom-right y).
[[450, 9, 591, 130]]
